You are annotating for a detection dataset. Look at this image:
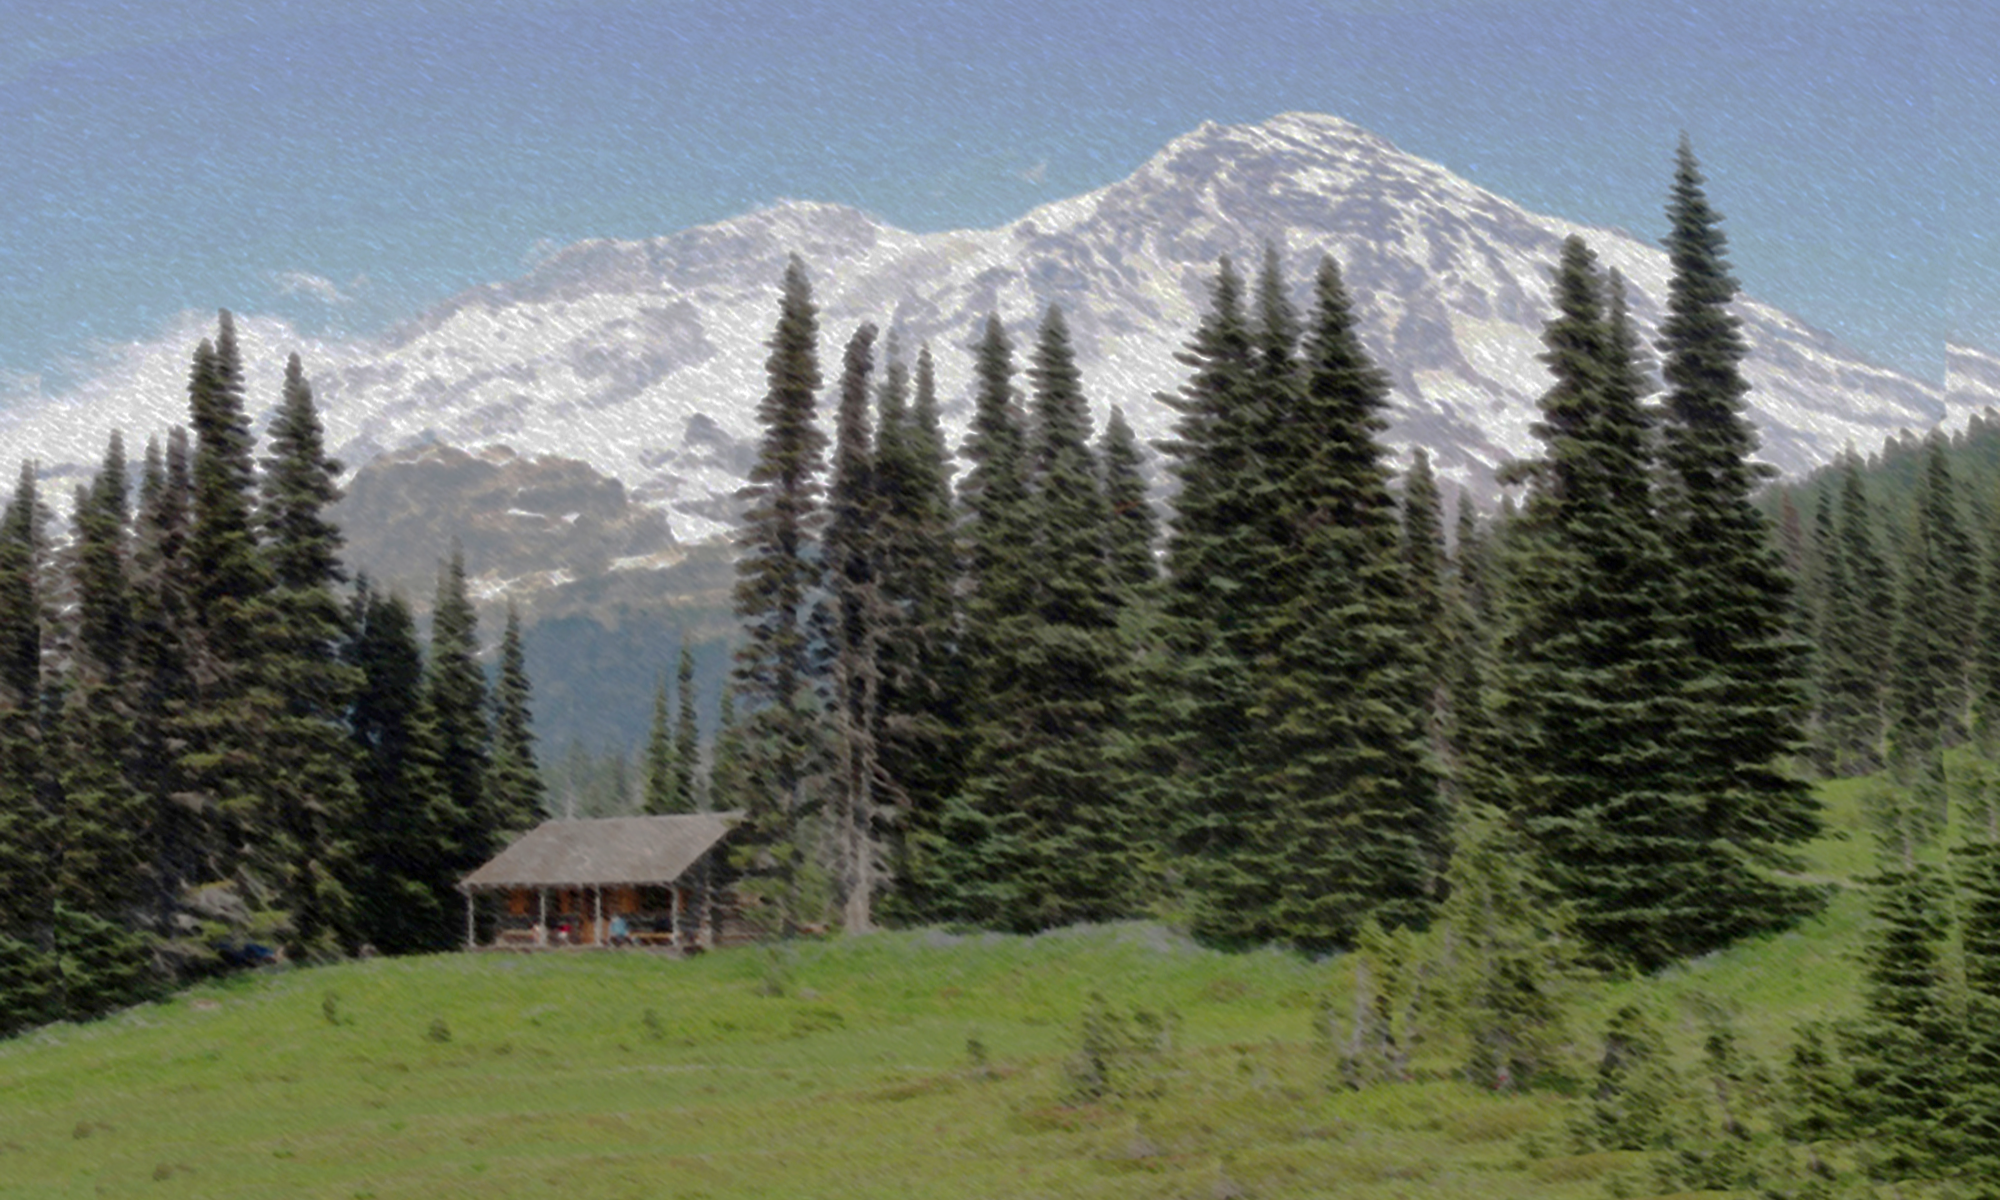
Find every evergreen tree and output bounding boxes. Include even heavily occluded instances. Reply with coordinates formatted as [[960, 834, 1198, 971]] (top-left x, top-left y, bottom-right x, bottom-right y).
[[1655, 139, 1820, 937], [1954, 839, 2000, 1178], [1976, 488, 2000, 752], [1890, 435, 1977, 772], [1843, 862, 1959, 1179], [1239, 254, 1437, 947], [176, 314, 283, 933], [1099, 405, 1158, 597], [824, 323, 884, 932], [1402, 447, 1450, 748], [1433, 802, 1577, 1091], [943, 306, 1135, 930], [1803, 486, 1843, 774], [254, 352, 362, 956], [707, 686, 750, 815], [1440, 491, 1495, 807], [51, 438, 158, 1015], [72, 434, 133, 684], [184, 314, 269, 663], [0, 463, 54, 1032], [731, 255, 830, 933], [1489, 237, 1706, 967], [1829, 460, 1894, 769], [129, 429, 202, 958], [346, 584, 457, 954], [1151, 258, 1268, 939], [956, 315, 1034, 627], [487, 603, 544, 832], [426, 543, 493, 881], [1579, 1004, 1690, 1152], [642, 672, 682, 815], [929, 315, 1034, 926], [872, 341, 962, 918], [1777, 1021, 1851, 1146], [674, 634, 700, 811]]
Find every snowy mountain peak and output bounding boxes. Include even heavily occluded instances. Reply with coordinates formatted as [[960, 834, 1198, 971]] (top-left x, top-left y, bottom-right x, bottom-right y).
[[0, 113, 1984, 546]]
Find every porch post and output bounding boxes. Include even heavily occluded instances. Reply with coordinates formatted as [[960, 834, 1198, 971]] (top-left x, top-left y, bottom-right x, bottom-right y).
[[671, 884, 683, 950], [537, 889, 548, 945], [594, 886, 604, 946], [464, 890, 475, 950]]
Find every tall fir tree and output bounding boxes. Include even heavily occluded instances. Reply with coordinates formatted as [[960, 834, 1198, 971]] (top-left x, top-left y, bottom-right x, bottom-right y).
[[929, 315, 1035, 926], [943, 306, 1136, 931], [823, 323, 884, 932], [1440, 490, 1496, 807], [176, 314, 285, 935], [346, 583, 457, 954], [72, 434, 133, 685], [51, 437, 159, 1015], [1889, 434, 1978, 774], [1401, 447, 1450, 748], [1803, 485, 1843, 774], [707, 685, 750, 816], [1831, 459, 1894, 769], [872, 341, 963, 919], [730, 255, 830, 933], [1842, 862, 1960, 1180], [1655, 139, 1820, 938], [674, 634, 700, 811], [254, 353, 362, 956], [1151, 257, 1267, 939], [1976, 485, 2000, 752], [1953, 839, 2000, 1178], [643, 672, 683, 815], [0, 463, 55, 1033], [487, 603, 545, 832], [1099, 405, 1158, 597], [1488, 237, 1707, 967], [1240, 254, 1438, 947], [129, 429, 202, 957], [426, 543, 494, 885]]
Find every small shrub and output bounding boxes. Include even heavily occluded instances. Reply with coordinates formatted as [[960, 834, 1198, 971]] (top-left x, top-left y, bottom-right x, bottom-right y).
[[322, 992, 343, 1027], [1061, 992, 1177, 1104], [756, 944, 788, 998], [425, 1018, 452, 1044], [786, 1005, 844, 1037], [965, 1031, 990, 1072], [640, 1008, 665, 1041]]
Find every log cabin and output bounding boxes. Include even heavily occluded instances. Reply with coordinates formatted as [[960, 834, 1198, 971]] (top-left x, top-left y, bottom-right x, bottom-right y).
[[457, 812, 753, 950]]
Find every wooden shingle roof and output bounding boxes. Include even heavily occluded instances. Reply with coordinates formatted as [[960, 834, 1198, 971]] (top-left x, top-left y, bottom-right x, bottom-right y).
[[459, 812, 742, 891]]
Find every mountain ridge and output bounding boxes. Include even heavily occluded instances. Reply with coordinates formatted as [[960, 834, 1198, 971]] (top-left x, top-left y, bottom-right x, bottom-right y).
[[0, 112, 1981, 545]]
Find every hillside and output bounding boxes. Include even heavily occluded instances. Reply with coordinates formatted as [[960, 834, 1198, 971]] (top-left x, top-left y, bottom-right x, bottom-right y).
[[0, 779, 1888, 1200]]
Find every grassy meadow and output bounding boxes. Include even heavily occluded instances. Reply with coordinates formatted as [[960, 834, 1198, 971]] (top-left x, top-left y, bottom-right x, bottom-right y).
[[0, 776, 1894, 1199]]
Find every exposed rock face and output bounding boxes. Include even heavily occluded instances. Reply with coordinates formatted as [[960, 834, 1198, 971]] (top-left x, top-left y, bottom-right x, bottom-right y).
[[331, 443, 679, 607]]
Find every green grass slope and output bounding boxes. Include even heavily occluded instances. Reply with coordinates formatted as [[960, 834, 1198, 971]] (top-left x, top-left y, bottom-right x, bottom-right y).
[[0, 781, 1883, 1199]]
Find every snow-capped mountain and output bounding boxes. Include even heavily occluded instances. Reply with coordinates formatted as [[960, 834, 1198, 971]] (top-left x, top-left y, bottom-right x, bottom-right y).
[[0, 113, 1979, 542]]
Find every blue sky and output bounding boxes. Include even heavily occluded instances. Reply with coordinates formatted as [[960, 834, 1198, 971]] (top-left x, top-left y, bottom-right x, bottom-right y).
[[0, 0, 1986, 402]]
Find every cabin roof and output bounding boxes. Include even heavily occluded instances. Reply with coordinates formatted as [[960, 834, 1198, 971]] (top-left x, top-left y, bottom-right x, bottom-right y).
[[459, 812, 743, 890]]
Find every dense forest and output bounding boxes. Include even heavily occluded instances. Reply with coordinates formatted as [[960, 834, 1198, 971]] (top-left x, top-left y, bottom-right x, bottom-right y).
[[4, 140, 1999, 1192], [0, 313, 550, 1030]]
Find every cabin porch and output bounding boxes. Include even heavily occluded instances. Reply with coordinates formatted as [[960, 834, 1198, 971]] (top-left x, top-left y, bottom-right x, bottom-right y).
[[466, 884, 696, 950]]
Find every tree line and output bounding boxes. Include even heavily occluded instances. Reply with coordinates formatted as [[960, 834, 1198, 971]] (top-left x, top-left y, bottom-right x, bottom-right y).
[[718, 138, 1823, 968], [0, 313, 546, 1035]]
